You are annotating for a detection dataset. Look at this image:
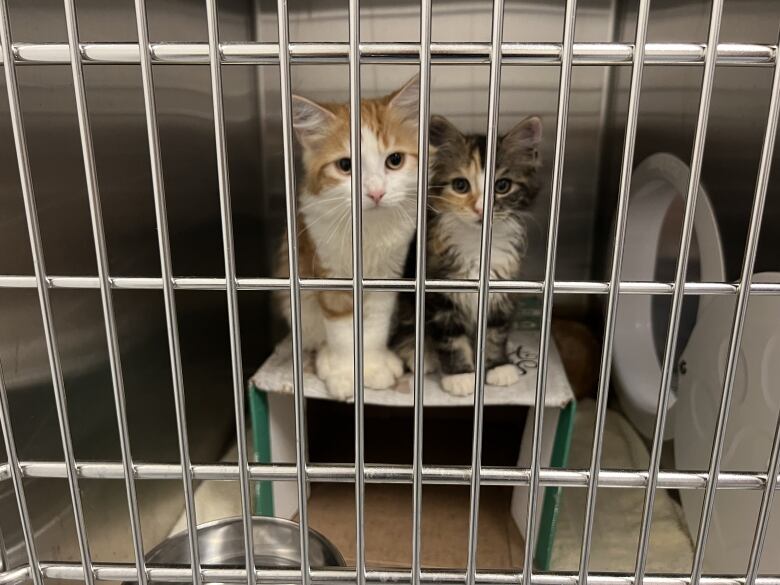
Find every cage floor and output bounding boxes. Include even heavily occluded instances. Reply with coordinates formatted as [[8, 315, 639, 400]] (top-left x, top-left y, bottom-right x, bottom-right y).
[[303, 483, 524, 569]]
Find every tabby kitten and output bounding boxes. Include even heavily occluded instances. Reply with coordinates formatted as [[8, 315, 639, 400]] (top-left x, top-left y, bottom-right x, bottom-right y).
[[275, 76, 420, 400], [393, 114, 542, 395]]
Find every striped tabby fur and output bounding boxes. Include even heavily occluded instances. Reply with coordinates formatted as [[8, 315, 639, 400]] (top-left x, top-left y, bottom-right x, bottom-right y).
[[392, 114, 543, 395]]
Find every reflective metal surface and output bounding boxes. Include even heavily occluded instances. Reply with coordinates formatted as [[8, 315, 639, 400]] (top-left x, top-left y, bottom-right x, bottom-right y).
[[2, 0, 780, 580], [140, 517, 344, 585], [0, 0, 267, 571], [598, 0, 780, 282]]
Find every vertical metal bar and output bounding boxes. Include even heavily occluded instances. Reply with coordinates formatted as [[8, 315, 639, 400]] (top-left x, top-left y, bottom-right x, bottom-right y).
[[0, 515, 7, 575], [633, 1, 724, 582], [690, 29, 780, 585], [0, 1, 95, 583], [0, 359, 42, 585], [347, 0, 366, 583], [60, 2, 147, 582], [577, 1, 651, 582], [203, 3, 257, 585], [746, 411, 780, 585], [132, 1, 202, 582], [464, 0, 508, 581], [520, 0, 578, 581], [411, 0, 433, 581], [275, 0, 312, 582]]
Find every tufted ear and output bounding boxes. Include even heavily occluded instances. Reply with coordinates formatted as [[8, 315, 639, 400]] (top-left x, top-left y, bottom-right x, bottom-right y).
[[503, 116, 543, 150], [428, 115, 462, 148], [291, 95, 338, 145], [387, 74, 420, 121]]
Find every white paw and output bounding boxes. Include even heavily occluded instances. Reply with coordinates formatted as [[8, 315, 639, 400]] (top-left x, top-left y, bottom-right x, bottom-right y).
[[364, 349, 404, 390], [315, 347, 354, 400], [486, 364, 520, 386], [441, 372, 476, 396]]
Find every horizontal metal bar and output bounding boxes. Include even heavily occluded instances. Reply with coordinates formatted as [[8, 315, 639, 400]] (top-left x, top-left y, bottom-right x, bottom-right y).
[[0, 567, 28, 585], [0, 275, 778, 295], [0, 41, 774, 66], [2, 563, 778, 585], [10, 461, 780, 489]]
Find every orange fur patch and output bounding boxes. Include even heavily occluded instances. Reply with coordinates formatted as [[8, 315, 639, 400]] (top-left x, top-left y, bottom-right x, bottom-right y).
[[274, 214, 354, 318], [301, 96, 418, 195], [435, 149, 485, 215], [276, 82, 419, 322]]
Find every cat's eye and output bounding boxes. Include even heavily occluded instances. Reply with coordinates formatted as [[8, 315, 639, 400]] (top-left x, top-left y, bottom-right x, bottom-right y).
[[494, 178, 512, 194], [451, 177, 470, 194], [336, 158, 351, 173], [385, 152, 404, 169]]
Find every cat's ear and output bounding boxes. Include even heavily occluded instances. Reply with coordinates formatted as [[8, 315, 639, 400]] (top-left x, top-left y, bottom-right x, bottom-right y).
[[429, 115, 462, 148], [291, 95, 337, 144], [504, 116, 543, 150], [387, 74, 420, 121]]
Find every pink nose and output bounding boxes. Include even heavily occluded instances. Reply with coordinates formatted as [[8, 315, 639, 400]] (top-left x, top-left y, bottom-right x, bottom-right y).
[[368, 189, 385, 204]]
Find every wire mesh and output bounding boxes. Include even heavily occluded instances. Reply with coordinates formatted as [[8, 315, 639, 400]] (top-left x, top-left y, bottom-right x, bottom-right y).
[[0, 0, 779, 585]]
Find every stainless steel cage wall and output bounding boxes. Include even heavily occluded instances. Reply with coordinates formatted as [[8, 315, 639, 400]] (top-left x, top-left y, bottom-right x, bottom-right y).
[[0, 1, 779, 585]]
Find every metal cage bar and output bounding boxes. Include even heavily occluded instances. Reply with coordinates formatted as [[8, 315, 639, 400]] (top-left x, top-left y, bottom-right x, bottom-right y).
[[522, 0, 577, 578], [203, 2, 257, 584], [61, 1, 148, 582], [0, 0, 778, 582], [131, 0, 203, 582], [577, 0, 651, 581], [0, 522, 6, 577], [5, 564, 780, 585], [275, 0, 313, 582], [0, 41, 775, 66], [3, 461, 780, 489], [347, 0, 366, 582], [633, 1, 724, 581], [0, 9, 43, 585], [0, 1, 95, 583], [688, 24, 780, 585], [411, 0, 433, 582], [3, 276, 780, 295], [0, 360, 42, 585], [464, 0, 506, 580], [746, 408, 780, 584]]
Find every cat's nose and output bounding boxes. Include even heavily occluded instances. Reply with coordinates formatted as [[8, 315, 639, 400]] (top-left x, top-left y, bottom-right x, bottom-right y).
[[367, 188, 385, 204]]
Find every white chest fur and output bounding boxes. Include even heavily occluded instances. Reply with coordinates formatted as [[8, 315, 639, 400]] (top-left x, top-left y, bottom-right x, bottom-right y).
[[443, 216, 523, 280], [440, 216, 525, 325], [302, 196, 416, 279]]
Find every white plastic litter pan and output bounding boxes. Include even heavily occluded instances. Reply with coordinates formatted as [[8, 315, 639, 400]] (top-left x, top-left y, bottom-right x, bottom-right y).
[[613, 152, 725, 441], [612, 152, 780, 572]]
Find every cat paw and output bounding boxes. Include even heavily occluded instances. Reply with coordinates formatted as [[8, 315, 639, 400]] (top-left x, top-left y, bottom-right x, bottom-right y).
[[315, 348, 354, 400], [323, 374, 355, 400], [441, 372, 476, 396], [486, 364, 520, 386], [364, 349, 404, 390]]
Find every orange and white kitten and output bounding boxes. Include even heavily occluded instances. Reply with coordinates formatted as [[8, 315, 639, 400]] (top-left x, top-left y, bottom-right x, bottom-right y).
[[275, 76, 419, 399]]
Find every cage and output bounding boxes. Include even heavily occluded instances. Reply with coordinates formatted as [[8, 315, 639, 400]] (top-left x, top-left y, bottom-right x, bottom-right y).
[[0, 0, 779, 584]]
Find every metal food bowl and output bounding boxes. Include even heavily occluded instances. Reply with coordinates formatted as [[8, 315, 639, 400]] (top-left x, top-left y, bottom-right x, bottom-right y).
[[136, 517, 344, 584]]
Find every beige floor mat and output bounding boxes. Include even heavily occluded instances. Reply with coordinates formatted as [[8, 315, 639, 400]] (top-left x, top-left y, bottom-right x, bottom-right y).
[[550, 399, 694, 572], [304, 483, 524, 569]]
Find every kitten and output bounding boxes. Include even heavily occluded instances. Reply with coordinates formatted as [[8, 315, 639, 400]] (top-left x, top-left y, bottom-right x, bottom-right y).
[[275, 76, 420, 400], [392, 114, 543, 395]]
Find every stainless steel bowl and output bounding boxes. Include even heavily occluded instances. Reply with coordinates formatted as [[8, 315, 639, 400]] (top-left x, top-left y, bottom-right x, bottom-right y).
[[137, 517, 344, 584]]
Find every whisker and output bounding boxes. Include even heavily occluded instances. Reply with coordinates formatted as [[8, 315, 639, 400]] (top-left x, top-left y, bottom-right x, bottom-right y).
[[324, 210, 349, 248], [298, 202, 349, 236], [297, 196, 345, 212]]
